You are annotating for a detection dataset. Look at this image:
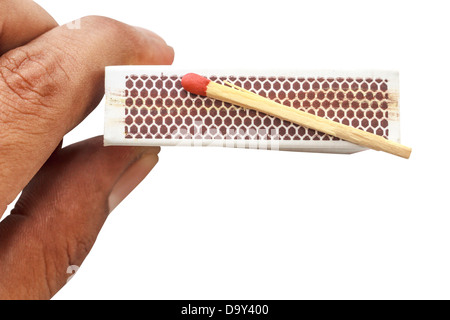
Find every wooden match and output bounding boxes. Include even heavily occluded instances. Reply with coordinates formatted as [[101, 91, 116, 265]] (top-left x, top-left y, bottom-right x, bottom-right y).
[[181, 73, 412, 159]]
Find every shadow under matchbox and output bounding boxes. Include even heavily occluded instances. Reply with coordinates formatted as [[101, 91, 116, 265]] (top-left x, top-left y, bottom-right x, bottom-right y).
[[104, 66, 401, 154]]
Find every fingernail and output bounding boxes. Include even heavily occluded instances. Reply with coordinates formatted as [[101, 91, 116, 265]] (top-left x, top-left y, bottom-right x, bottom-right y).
[[135, 27, 175, 65], [153, 41, 175, 65], [135, 27, 166, 43], [108, 153, 159, 212], [166, 45, 175, 64]]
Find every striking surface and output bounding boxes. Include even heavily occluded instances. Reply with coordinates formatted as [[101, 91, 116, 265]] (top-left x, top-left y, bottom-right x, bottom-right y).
[[123, 74, 391, 141]]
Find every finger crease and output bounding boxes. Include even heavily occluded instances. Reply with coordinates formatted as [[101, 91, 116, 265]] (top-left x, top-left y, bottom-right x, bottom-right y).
[[0, 52, 52, 101]]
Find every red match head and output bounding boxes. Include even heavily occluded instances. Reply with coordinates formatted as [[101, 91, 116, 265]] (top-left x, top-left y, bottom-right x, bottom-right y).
[[181, 73, 210, 96]]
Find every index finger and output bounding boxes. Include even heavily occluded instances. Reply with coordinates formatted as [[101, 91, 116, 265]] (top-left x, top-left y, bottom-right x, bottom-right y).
[[0, 16, 174, 212], [0, 0, 58, 55]]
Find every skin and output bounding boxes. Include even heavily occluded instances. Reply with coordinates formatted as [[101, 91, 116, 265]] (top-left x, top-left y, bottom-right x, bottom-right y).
[[0, 0, 174, 299]]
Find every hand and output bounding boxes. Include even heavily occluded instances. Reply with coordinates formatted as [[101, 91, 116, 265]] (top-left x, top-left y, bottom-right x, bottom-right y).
[[0, 0, 174, 299]]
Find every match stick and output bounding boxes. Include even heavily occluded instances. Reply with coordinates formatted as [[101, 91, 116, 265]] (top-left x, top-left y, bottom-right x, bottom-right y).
[[181, 73, 412, 159]]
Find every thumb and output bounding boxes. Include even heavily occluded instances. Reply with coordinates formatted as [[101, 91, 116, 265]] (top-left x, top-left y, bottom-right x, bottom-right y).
[[0, 136, 159, 299]]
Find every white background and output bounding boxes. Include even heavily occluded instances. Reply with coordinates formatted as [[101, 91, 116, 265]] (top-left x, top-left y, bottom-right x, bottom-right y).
[[18, 0, 448, 299]]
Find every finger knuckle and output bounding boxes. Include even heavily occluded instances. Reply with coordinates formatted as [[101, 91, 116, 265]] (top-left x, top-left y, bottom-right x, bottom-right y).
[[0, 47, 67, 124]]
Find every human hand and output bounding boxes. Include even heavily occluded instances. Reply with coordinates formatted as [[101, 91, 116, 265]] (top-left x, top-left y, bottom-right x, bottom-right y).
[[0, 0, 174, 299]]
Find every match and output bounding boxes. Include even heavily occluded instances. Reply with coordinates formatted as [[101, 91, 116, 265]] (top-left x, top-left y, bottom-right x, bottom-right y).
[[181, 73, 412, 159]]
